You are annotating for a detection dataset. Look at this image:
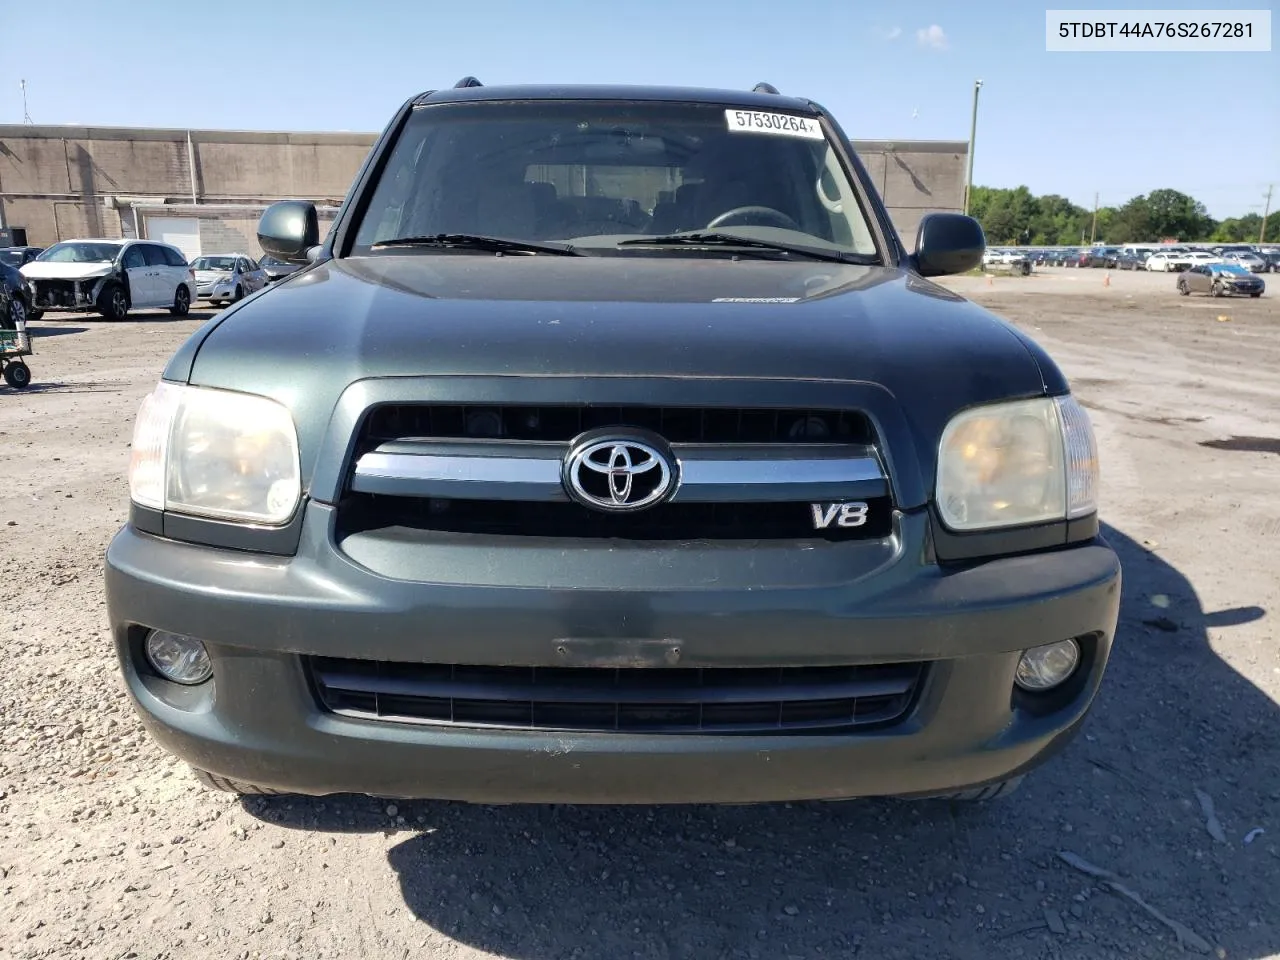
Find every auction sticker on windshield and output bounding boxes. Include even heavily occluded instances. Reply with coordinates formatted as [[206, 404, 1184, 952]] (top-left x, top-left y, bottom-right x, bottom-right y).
[[725, 109, 825, 140]]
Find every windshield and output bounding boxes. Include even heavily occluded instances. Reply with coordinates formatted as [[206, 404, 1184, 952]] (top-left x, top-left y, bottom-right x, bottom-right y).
[[0, 250, 24, 267], [35, 241, 121, 263], [351, 100, 879, 258], [191, 256, 237, 271]]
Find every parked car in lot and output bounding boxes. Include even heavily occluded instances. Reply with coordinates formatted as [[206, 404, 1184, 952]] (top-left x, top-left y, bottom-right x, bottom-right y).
[[1261, 250, 1280, 272], [1085, 246, 1120, 268], [1221, 251, 1268, 273], [982, 248, 1031, 273], [1145, 250, 1183, 272], [1178, 262, 1265, 297], [20, 239, 195, 321], [0, 246, 44, 269], [105, 78, 1117, 806], [190, 254, 268, 305], [258, 254, 303, 282], [1146, 249, 1221, 273], [1114, 251, 1147, 270], [1, 259, 32, 327]]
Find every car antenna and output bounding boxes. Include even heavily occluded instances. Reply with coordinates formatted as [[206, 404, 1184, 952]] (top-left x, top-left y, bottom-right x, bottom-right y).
[[752, 82, 781, 94], [454, 76, 483, 88]]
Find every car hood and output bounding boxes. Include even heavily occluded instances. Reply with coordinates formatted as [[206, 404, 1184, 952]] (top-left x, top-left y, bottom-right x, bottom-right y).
[[20, 261, 115, 280], [194, 270, 233, 282], [174, 255, 1063, 494]]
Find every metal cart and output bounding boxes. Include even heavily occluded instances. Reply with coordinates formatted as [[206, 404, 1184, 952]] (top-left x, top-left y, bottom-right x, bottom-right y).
[[0, 318, 33, 389]]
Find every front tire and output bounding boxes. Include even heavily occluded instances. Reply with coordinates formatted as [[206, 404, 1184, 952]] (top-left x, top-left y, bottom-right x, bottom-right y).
[[1211, 281, 1224, 298], [940, 776, 1025, 802], [169, 285, 190, 317], [233, 284, 244, 303], [190, 766, 286, 796], [8, 296, 27, 328], [1177, 280, 1189, 295], [97, 282, 129, 321]]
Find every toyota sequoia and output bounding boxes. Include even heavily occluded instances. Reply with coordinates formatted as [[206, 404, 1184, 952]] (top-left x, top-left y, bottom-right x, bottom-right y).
[[104, 79, 1121, 804]]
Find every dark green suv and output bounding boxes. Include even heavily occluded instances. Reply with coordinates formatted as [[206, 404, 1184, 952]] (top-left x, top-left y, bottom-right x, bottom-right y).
[[104, 79, 1120, 804]]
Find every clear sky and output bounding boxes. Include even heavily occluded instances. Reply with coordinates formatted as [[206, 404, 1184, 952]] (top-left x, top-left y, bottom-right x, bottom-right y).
[[3, 0, 1276, 219]]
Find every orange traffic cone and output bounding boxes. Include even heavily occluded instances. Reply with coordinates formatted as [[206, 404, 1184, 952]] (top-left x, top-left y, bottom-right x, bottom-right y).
[[986, 274, 993, 286], [1103, 272, 1111, 287]]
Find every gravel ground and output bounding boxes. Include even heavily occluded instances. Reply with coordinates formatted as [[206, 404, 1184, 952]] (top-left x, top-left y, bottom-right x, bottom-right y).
[[1, 270, 1277, 960]]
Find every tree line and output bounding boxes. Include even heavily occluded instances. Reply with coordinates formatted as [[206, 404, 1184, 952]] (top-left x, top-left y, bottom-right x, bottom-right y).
[[967, 186, 1275, 246]]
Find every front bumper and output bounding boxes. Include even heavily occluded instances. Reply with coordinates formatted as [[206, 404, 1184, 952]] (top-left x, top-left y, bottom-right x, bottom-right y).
[[28, 278, 103, 311], [104, 505, 1122, 803], [1222, 280, 1264, 294]]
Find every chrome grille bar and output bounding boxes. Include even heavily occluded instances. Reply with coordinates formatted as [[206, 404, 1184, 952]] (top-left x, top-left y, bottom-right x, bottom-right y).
[[351, 441, 888, 502]]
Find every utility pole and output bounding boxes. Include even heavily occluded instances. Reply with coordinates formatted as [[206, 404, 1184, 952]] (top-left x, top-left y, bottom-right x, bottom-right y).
[[1088, 192, 1100, 244], [963, 79, 983, 216], [1260, 185, 1273, 245]]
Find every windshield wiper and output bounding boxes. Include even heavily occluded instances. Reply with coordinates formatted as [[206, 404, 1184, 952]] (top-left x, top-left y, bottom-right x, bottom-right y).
[[370, 233, 582, 256], [617, 232, 875, 265]]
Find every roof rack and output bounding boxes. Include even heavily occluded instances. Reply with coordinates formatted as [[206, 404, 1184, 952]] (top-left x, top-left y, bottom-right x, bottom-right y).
[[454, 76, 483, 88], [752, 82, 780, 95]]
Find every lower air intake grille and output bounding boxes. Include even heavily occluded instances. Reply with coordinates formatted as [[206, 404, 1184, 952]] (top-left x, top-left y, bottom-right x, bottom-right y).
[[340, 494, 893, 541], [308, 658, 925, 734]]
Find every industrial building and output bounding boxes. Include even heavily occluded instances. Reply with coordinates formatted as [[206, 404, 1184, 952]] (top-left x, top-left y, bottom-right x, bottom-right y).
[[0, 124, 967, 256]]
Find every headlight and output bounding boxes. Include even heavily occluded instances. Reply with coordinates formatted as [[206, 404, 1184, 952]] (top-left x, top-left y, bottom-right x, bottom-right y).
[[128, 381, 301, 525], [936, 395, 1097, 531]]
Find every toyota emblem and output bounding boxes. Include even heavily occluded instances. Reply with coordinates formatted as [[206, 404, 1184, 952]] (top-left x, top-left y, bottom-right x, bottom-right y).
[[563, 433, 677, 512]]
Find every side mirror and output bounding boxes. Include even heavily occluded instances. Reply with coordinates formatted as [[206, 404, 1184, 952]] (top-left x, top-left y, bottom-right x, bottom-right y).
[[257, 200, 319, 264], [911, 213, 985, 277]]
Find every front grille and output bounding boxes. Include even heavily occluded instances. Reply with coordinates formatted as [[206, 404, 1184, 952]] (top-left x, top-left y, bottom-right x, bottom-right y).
[[31, 278, 89, 308], [309, 657, 925, 734], [340, 493, 893, 541], [359, 404, 875, 448]]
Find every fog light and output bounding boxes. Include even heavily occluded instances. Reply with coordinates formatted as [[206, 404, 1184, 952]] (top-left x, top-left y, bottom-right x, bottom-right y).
[[144, 630, 213, 685], [1015, 639, 1080, 692]]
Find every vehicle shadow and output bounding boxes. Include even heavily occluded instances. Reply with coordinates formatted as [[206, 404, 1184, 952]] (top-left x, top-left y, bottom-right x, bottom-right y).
[[242, 523, 1277, 959], [3, 379, 128, 394], [26, 325, 90, 338], [35, 311, 218, 324]]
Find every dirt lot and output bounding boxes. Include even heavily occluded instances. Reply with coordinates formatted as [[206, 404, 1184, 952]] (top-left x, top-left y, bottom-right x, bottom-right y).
[[1, 269, 1278, 960]]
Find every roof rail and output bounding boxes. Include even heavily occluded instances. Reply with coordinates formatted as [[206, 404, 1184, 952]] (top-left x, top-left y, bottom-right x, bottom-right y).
[[454, 76, 483, 88], [752, 82, 780, 95]]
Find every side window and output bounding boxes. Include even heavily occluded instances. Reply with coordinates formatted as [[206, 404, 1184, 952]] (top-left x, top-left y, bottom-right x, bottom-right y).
[[143, 244, 169, 267], [164, 247, 187, 267], [123, 245, 147, 270]]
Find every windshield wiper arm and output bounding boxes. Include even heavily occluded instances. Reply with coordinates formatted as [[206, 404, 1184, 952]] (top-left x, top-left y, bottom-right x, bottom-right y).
[[370, 233, 582, 256], [617, 232, 875, 265]]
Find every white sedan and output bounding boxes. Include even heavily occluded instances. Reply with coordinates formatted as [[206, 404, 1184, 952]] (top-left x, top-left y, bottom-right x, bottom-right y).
[[1146, 250, 1221, 272], [191, 254, 268, 305]]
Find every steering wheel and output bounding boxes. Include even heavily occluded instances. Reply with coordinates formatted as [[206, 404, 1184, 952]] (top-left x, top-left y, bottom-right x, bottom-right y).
[[706, 205, 801, 231]]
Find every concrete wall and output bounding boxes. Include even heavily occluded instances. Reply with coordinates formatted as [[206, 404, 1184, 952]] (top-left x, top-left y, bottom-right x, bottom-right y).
[[856, 140, 969, 245], [0, 124, 966, 249], [0, 125, 370, 247]]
